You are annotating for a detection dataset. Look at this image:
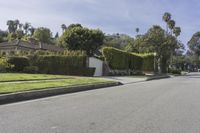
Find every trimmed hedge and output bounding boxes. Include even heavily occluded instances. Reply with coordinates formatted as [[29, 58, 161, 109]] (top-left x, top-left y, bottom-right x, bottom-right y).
[[33, 55, 94, 76], [141, 54, 155, 72], [102, 47, 143, 70], [102, 47, 154, 72], [7, 56, 30, 72]]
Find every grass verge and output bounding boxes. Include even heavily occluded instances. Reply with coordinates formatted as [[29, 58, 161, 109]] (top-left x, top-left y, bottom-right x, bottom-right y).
[[0, 73, 71, 82], [0, 74, 113, 94]]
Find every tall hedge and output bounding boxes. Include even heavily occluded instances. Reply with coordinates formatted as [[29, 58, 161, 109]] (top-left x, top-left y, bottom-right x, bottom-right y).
[[7, 56, 30, 72], [102, 47, 143, 70], [34, 55, 88, 75], [141, 54, 155, 72], [102, 47, 154, 72]]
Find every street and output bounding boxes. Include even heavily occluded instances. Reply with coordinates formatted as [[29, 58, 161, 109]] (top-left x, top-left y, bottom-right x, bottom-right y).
[[1, 73, 200, 133]]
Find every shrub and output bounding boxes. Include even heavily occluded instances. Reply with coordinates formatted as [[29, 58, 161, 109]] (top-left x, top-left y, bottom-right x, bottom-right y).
[[23, 66, 39, 74], [7, 56, 30, 72], [0, 57, 13, 72], [169, 69, 181, 75]]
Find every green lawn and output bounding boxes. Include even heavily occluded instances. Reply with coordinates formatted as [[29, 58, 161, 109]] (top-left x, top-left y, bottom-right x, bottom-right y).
[[0, 73, 71, 82], [0, 73, 113, 94]]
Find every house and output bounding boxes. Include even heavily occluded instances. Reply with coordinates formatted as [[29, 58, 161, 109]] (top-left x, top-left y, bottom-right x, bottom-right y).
[[0, 40, 64, 55]]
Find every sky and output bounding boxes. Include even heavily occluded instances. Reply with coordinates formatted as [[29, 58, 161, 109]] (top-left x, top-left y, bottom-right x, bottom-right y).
[[1, 0, 200, 49]]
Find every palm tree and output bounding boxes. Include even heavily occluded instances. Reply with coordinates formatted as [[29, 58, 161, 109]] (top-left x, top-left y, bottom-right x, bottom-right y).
[[167, 20, 176, 34], [173, 27, 181, 37], [135, 28, 139, 35], [61, 24, 67, 32], [162, 12, 171, 33]]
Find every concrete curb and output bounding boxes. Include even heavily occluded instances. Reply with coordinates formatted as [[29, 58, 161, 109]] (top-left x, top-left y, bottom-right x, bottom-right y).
[[146, 75, 171, 81], [0, 82, 122, 105]]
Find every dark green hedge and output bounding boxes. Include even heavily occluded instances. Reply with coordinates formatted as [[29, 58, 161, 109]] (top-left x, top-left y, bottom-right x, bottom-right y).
[[141, 54, 155, 72], [102, 47, 130, 70], [7, 56, 30, 72], [102, 47, 154, 72], [33, 55, 94, 76], [5, 54, 95, 76]]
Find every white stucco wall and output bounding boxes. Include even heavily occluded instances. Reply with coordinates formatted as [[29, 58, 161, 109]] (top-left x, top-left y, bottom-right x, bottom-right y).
[[89, 57, 103, 76]]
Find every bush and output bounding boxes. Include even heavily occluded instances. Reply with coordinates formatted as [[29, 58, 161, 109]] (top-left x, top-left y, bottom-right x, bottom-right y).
[[0, 57, 13, 72], [169, 69, 181, 75], [7, 56, 30, 72], [23, 66, 39, 74]]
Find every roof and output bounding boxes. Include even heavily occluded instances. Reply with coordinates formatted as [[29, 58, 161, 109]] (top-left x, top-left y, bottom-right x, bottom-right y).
[[0, 40, 64, 52]]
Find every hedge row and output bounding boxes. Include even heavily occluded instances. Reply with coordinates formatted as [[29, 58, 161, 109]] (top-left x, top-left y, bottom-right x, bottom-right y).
[[4, 55, 95, 76], [102, 47, 155, 72], [141, 54, 155, 72], [34, 55, 88, 75]]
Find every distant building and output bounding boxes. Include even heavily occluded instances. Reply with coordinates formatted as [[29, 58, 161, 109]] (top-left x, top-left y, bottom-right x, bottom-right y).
[[0, 40, 64, 55]]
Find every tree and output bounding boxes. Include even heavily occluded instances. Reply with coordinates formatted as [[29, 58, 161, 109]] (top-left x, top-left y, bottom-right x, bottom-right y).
[[23, 22, 31, 35], [61, 24, 67, 32], [67, 24, 82, 29], [33, 27, 52, 44], [135, 28, 139, 35], [135, 25, 179, 73], [55, 32, 59, 38], [167, 20, 176, 34], [7, 20, 15, 33], [59, 24, 104, 56], [188, 32, 200, 56], [29, 27, 35, 36], [104, 34, 134, 50], [162, 12, 171, 33], [173, 27, 181, 37]]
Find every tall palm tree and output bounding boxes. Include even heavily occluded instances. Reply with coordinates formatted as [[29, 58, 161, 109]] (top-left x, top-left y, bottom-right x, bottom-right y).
[[173, 27, 181, 37], [167, 20, 176, 34], [61, 24, 67, 33], [162, 12, 171, 33], [135, 28, 139, 34]]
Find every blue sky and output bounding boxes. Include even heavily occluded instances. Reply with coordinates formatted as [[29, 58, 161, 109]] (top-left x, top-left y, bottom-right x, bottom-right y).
[[0, 0, 200, 48]]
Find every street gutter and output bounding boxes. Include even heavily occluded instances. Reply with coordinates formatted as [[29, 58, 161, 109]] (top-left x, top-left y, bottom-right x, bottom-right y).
[[0, 82, 121, 105]]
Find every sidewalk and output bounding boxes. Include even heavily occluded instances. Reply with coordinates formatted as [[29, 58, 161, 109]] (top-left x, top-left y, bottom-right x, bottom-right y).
[[102, 75, 171, 84]]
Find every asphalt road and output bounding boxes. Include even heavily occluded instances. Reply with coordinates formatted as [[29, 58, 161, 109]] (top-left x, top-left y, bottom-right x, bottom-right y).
[[1, 73, 200, 133]]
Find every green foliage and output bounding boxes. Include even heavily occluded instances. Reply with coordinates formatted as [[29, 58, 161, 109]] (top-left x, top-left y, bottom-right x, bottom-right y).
[[59, 24, 104, 56], [188, 32, 200, 56], [33, 27, 52, 44], [102, 47, 150, 71], [104, 34, 134, 50], [7, 56, 30, 72], [23, 66, 39, 74], [33, 55, 94, 76], [141, 54, 155, 72], [103, 47, 130, 70], [0, 57, 13, 72], [169, 69, 181, 75]]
